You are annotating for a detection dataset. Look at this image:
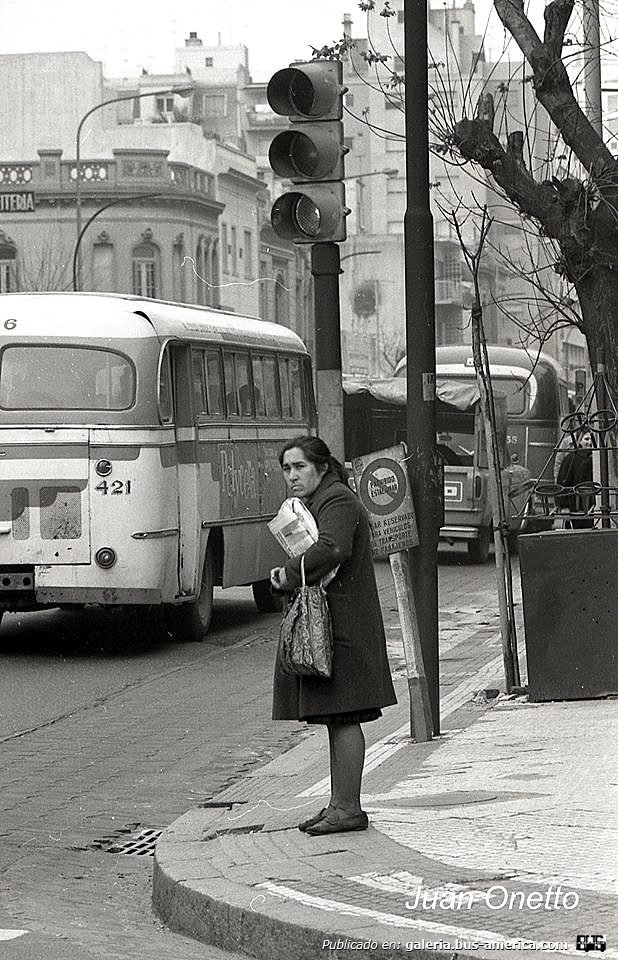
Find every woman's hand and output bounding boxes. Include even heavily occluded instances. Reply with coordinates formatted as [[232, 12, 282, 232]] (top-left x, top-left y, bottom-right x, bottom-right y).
[[270, 567, 288, 591]]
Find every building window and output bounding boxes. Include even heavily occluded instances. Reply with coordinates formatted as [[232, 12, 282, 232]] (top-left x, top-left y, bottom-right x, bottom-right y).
[[0, 244, 16, 293], [156, 96, 174, 114], [259, 260, 269, 320], [243, 230, 252, 279], [231, 226, 238, 275], [132, 242, 158, 298], [274, 270, 288, 325], [221, 224, 228, 274], [205, 57, 214, 67]]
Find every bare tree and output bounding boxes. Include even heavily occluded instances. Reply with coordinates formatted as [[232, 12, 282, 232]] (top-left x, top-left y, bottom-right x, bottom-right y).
[[314, 0, 617, 393]]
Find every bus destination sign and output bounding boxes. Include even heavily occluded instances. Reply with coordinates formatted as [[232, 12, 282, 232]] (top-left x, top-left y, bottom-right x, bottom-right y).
[[352, 444, 419, 558], [0, 191, 36, 213]]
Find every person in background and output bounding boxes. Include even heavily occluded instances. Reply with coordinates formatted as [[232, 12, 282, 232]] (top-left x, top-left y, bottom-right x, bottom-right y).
[[555, 429, 596, 528], [270, 435, 397, 836]]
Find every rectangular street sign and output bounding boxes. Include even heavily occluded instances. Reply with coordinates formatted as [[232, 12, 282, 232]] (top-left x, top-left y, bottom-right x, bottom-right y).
[[351, 443, 419, 558], [0, 191, 36, 213]]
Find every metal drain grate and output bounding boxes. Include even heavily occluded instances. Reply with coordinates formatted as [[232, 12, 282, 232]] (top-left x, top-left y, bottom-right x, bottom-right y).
[[93, 827, 162, 856]]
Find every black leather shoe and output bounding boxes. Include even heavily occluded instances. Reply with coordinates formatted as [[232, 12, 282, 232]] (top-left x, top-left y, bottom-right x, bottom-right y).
[[298, 807, 328, 832], [305, 811, 369, 835]]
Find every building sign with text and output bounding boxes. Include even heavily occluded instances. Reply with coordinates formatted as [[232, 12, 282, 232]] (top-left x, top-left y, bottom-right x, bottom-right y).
[[352, 444, 419, 558], [0, 191, 36, 213]]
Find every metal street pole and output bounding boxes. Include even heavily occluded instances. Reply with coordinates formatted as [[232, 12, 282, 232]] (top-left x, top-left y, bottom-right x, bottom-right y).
[[582, 0, 602, 135], [404, 0, 441, 733], [73, 86, 192, 291], [311, 242, 345, 462]]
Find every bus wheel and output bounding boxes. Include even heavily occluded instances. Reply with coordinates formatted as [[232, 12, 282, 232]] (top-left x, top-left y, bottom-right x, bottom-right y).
[[467, 526, 491, 564], [169, 540, 216, 642], [252, 578, 283, 613]]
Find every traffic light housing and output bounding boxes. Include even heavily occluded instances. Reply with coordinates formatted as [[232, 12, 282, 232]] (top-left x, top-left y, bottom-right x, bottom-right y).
[[267, 60, 349, 244]]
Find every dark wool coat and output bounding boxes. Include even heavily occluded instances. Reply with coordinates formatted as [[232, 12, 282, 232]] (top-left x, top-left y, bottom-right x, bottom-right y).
[[555, 449, 593, 512], [272, 471, 397, 721]]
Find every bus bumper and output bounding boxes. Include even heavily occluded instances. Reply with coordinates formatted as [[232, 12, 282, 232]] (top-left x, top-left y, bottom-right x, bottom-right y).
[[35, 586, 163, 605], [440, 525, 482, 542]]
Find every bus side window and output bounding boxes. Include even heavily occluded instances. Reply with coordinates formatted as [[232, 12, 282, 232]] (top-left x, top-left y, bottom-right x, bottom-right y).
[[288, 357, 303, 419], [158, 351, 173, 423], [192, 349, 207, 417], [252, 356, 267, 417], [223, 352, 238, 416], [262, 355, 280, 417], [279, 357, 291, 417], [205, 348, 224, 416], [235, 352, 253, 417]]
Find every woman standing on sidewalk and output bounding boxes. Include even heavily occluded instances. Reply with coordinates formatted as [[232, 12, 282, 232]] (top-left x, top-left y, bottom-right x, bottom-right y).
[[270, 435, 397, 836]]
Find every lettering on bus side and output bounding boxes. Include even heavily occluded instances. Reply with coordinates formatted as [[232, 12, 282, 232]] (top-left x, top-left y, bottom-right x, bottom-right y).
[[218, 444, 259, 517]]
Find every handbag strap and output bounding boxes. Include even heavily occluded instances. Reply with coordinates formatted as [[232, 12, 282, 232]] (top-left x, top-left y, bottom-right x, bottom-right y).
[[300, 554, 306, 587]]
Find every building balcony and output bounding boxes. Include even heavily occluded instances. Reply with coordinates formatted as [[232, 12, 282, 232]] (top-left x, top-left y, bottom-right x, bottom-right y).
[[0, 151, 215, 201]]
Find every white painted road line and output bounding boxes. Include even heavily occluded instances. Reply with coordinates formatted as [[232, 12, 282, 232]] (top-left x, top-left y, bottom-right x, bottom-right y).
[[298, 653, 503, 798], [0, 929, 29, 940], [256, 882, 594, 959]]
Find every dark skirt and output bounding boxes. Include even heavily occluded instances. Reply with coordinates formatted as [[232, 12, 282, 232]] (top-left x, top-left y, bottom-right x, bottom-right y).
[[304, 708, 383, 726]]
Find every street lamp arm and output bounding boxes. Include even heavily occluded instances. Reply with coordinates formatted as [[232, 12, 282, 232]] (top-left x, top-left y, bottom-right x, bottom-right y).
[[74, 84, 191, 291], [340, 250, 381, 263], [72, 193, 162, 292], [76, 86, 193, 159]]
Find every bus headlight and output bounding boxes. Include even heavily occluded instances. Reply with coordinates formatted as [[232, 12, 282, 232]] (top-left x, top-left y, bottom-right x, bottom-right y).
[[95, 547, 117, 569], [95, 458, 113, 477]]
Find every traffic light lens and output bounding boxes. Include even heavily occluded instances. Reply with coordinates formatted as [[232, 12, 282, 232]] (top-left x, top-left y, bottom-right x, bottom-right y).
[[294, 196, 321, 237], [290, 132, 319, 177], [289, 71, 315, 116]]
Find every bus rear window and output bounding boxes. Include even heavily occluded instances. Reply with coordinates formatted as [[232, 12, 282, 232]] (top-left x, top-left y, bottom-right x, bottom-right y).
[[0, 346, 135, 410]]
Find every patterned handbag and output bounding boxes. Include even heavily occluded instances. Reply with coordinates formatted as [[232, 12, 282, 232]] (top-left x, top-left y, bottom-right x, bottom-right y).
[[278, 556, 333, 678]]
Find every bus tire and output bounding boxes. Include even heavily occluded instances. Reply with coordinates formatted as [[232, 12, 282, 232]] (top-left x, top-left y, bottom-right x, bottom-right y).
[[169, 539, 216, 642], [467, 526, 491, 564], [252, 578, 283, 613]]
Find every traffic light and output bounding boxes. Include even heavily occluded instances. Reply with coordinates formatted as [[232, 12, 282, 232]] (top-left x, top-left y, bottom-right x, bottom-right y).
[[267, 60, 349, 244]]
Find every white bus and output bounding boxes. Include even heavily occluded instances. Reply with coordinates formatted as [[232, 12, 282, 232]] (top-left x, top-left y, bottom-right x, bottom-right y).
[[0, 293, 316, 640]]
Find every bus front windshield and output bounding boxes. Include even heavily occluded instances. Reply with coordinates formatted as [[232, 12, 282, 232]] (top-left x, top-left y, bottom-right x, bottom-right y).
[[0, 345, 135, 410]]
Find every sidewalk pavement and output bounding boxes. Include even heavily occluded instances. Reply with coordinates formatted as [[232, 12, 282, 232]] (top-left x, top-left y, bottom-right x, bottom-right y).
[[153, 563, 617, 960]]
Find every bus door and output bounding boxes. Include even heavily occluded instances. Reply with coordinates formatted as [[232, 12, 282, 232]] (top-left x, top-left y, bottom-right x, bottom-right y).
[[169, 344, 199, 597], [220, 349, 261, 587], [0, 428, 91, 567]]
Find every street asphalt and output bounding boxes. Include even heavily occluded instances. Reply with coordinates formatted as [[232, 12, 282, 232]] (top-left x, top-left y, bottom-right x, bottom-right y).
[[152, 557, 617, 960]]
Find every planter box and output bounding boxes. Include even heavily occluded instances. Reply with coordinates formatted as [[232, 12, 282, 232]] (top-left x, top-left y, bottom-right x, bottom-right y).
[[519, 529, 618, 702]]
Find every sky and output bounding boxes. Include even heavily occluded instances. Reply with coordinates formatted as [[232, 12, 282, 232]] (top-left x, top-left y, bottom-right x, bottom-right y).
[[0, 0, 508, 83], [0, 0, 350, 82]]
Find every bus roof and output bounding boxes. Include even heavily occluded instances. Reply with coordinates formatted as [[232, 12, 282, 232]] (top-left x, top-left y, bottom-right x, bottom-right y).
[[395, 344, 564, 379], [0, 292, 309, 353]]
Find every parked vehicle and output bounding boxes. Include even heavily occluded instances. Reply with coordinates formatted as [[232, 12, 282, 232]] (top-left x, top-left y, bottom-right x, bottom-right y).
[[0, 292, 316, 638]]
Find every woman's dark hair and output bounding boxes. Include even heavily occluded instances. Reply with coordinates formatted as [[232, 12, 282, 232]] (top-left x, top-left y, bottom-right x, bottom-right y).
[[278, 435, 348, 484]]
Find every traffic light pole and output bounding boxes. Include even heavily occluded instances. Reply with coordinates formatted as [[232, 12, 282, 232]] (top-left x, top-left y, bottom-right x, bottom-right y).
[[311, 242, 345, 462], [404, 0, 441, 733]]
